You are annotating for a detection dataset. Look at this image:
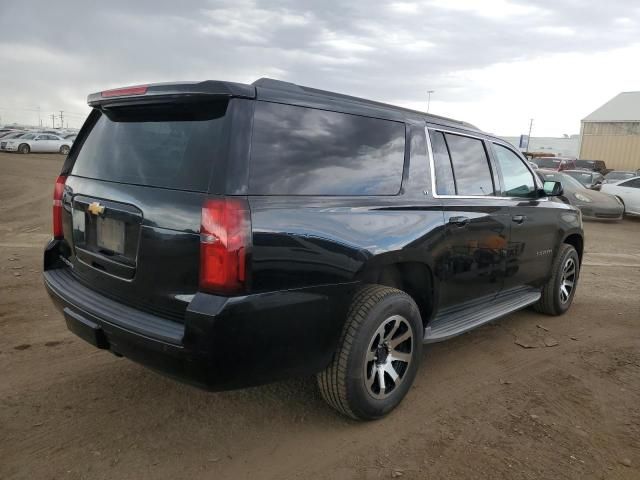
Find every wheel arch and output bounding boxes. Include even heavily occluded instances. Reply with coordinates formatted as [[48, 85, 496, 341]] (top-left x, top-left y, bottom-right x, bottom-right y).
[[563, 233, 584, 264], [355, 256, 435, 329]]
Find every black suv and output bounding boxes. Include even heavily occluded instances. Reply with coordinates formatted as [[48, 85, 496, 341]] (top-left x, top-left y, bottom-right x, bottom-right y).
[[44, 79, 584, 420]]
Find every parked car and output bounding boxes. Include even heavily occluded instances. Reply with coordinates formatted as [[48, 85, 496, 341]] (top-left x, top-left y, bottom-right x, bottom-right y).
[[564, 169, 604, 190], [43, 79, 585, 420], [3, 133, 72, 154], [574, 159, 608, 173], [530, 157, 577, 171], [603, 170, 637, 184], [601, 177, 640, 216], [64, 134, 77, 142], [536, 170, 623, 220], [0, 129, 24, 138], [0, 131, 28, 150]]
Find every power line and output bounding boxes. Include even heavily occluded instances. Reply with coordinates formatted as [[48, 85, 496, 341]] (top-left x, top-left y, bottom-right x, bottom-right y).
[[0, 106, 88, 117]]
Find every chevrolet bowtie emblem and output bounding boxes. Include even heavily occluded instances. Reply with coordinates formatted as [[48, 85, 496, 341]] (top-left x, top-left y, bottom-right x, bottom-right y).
[[88, 202, 105, 216]]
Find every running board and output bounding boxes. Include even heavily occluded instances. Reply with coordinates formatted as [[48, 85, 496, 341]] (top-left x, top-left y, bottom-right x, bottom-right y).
[[424, 287, 541, 343]]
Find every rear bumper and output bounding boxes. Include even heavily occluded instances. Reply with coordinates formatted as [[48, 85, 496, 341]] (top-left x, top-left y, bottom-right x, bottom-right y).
[[44, 266, 356, 390]]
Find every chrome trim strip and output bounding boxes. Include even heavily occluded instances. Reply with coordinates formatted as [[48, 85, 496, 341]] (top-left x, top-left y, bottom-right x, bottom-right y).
[[425, 126, 547, 201]]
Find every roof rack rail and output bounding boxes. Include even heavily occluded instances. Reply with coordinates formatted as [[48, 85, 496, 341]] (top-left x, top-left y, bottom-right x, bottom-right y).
[[252, 78, 478, 130]]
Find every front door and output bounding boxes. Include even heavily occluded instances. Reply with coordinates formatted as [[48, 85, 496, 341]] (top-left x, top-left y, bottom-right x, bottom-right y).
[[33, 135, 53, 152], [490, 142, 556, 290]]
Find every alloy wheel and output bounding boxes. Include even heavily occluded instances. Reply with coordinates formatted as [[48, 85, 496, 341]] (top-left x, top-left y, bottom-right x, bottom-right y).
[[559, 257, 576, 304], [364, 314, 414, 400]]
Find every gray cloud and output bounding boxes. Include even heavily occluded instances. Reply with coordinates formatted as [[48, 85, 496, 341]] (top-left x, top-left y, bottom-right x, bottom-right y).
[[1, 0, 639, 129]]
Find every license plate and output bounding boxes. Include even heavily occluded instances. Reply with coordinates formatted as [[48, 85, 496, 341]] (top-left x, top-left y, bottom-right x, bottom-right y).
[[96, 217, 125, 254]]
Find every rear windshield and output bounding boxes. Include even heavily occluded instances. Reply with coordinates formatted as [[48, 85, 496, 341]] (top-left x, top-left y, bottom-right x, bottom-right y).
[[575, 160, 595, 168], [539, 172, 585, 190], [605, 171, 634, 180], [565, 171, 592, 184], [249, 102, 406, 195], [71, 101, 227, 192], [533, 157, 561, 168]]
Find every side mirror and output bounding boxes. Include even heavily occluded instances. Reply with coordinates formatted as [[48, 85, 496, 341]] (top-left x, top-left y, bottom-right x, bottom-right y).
[[543, 180, 564, 196]]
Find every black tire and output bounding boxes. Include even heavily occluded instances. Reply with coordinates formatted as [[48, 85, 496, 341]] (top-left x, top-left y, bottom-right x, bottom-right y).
[[317, 285, 423, 420], [534, 244, 580, 316], [59, 145, 70, 155], [18, 143, 30, 154]]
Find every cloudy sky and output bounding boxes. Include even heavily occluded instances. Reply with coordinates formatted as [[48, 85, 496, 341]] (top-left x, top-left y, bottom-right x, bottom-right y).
[[1, 0, 639, 135]]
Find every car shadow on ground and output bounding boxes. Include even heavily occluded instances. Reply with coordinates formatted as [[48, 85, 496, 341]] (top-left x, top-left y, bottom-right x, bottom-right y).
[[38, 306, 542, 432]]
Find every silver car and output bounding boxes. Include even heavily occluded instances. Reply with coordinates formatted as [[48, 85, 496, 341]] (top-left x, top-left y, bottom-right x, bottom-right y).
[[0, 131, 28, 150], [3, 133, 72, 154], [537, 170, 624, 220]]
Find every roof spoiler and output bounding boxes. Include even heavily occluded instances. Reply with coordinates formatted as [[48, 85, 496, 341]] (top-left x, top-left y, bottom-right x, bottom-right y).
[[87, 80, 256, 107]]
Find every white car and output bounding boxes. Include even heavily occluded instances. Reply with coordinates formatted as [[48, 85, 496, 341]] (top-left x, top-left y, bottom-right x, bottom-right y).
[[601, 177, 640, 216], [2, 133, 72, 154]]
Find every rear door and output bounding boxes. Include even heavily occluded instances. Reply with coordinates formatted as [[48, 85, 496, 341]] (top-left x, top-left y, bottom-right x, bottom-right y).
[[46, 134, 61, 152], [428, 128, 509, 309], [61, 99, 233, 320], [49, 135, 64, 152]]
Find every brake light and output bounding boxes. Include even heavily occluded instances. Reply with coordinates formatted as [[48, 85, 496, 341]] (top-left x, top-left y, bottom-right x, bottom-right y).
[[200, 198, 251, 294], [101, 85, 148, 98], [52, 175, 67, 238]]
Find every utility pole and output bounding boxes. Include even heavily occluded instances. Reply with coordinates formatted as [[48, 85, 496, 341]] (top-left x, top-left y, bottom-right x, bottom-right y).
[[59, 111, 64, 130], [427, 90, 435, 114], [526, 118, 534, 155], [51, 113, 55, 128]]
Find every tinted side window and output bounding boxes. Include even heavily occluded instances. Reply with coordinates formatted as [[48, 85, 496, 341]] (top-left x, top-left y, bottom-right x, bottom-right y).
[[430, 131, 456, 195], [249, 102, 405, 195], [444, 133, 495, 196], [493, 144, 536, 198], [620, 178, 640, 188]]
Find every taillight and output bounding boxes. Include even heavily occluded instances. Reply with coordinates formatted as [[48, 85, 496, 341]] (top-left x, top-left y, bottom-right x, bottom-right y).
[[200, 198, 251, 295], [52, 175, 67, 238]]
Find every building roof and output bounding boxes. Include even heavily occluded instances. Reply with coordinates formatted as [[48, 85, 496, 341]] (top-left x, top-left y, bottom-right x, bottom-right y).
[[583, 91, 640, 122]]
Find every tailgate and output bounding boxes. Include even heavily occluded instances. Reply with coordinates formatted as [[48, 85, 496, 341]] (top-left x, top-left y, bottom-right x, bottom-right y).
[[58, 100, 230, 321]]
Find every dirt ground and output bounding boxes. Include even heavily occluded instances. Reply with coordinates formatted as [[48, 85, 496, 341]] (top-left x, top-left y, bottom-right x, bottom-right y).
[[1, 152, 639, 480]]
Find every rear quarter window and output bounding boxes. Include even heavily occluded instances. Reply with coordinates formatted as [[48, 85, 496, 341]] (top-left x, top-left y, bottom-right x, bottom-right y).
[[249, 102, 406, 195]]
